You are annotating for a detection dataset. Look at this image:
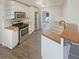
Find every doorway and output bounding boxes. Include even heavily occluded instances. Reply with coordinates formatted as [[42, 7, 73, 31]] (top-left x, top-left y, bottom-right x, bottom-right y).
[[35, 12, 41, 30]]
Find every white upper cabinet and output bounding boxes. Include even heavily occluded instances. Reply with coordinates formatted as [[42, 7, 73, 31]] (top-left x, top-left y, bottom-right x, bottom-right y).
[[4, 0, 30, 19], [0, 0, 5, 20], [4, 0, 13, 19], [4, 0, 39, 20]]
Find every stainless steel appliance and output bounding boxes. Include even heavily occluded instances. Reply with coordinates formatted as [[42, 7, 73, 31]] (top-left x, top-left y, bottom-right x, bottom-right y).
[[14, 12, 26, 19], [20, 25, 29, 43], [13, 12, 29, 43], [13, 22, 29, 43], [41, 11, 50, 32]]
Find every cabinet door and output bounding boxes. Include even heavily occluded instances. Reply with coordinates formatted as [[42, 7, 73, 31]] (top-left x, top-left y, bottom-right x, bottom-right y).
[[0, 0, 5, 19], [12, 29, 18, 48], [29, 29, 33, 34], [41, 35, 62, 59], [4, 0, 14, 19]]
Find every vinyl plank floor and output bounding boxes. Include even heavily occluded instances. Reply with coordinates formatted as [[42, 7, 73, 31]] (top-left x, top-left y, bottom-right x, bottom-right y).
[[0, 30, 41, 59]]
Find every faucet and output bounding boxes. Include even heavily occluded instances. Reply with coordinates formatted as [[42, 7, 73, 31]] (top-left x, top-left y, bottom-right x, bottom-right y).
[[59, 20, 66, 29]]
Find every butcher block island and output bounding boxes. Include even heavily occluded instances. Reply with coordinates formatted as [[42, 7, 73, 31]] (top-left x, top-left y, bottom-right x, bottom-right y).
[[41, 32, 64, 59], [42, 32, 61, 43], [41, 23, 79, 59]]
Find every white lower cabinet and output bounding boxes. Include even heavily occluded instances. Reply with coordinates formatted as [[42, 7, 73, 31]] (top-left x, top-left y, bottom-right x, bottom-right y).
[[2, 28, 18, 49], [29, 29, 33, 34], [41, 35, 63, 59], [29, 23, 35, 34]]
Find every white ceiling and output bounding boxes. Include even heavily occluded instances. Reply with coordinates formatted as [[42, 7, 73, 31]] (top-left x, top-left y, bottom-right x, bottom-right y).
[[34, 0, 65, 7], [13, 0, 65, 7], [49, 0, 65, 6]]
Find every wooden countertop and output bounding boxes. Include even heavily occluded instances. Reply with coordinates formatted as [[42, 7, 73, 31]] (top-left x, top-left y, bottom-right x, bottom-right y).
[[65, 23, 78, 33], [61, 23, 79, 44], [5, 26, 17, 30], [42, 32, 61, 43], [42, 23, 79, 44]]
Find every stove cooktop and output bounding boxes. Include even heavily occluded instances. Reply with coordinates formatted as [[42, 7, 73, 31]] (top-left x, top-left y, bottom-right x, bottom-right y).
[[12, 22, 29, 29]]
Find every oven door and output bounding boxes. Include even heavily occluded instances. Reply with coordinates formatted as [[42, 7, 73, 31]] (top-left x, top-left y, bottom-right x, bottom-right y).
[[20, 27, 29, 43]]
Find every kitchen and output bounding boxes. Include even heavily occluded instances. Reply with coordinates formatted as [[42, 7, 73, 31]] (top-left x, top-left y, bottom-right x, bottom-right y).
[[0, 0, 79, 59], [0, 0, 41, 59], [40, 0, 79, 59], [0, 0, 40, 49]]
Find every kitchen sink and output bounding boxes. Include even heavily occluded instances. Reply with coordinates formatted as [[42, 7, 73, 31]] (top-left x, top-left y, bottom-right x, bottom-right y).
[[50, 25, 64, 34]]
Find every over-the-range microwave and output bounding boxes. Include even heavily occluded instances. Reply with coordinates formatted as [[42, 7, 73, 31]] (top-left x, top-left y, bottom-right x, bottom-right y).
[[14, 12, 26, 19]]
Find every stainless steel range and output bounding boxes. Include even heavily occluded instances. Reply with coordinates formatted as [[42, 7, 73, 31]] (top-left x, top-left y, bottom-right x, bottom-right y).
[[13, 22, 29, 43]]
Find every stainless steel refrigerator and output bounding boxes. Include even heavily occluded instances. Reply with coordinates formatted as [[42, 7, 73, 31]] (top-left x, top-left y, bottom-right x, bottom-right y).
[[41, 11, 50, 32]]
